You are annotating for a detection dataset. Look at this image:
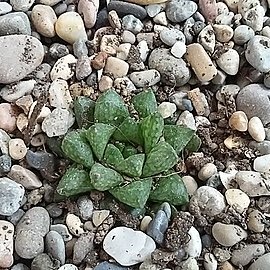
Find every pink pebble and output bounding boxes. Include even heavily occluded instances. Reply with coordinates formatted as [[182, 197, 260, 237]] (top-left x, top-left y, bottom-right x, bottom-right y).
[[0, 103, 18, 133]]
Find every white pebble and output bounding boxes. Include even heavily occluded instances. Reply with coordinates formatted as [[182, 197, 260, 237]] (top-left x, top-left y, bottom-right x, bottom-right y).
[[216, 49, 239, 75], [229, 111, 248, 132], [182, 175, 198, 195], [204, 253, 218, 270], [92, 210, 110, 227], [253, 154, 270, 173], [66, 214, 85, 236], [248, 116, 265, 142], [158, 102, 177, 118], [171, 41, 186, 58], [9, 138, 27, 160], [140, 216, 152, 232], [184, 226, 202, 258], [225, 189, 250, 213], [198, 163, 217, 181]]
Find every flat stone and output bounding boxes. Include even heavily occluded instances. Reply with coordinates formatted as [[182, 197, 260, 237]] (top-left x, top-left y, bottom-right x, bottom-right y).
[[103, 227, 156, 266], [0, 35, 44, 84], [248, 253, 270, 270], [129, 69, 160, 87], [236, 84, 270, 125], [212, 222, 247, 246], [0, 220, 14, 268], [0, 177, 24, 216], [149, 48, 190, 86], [0, 12, 31, 36], [185, 43, 217, 82]]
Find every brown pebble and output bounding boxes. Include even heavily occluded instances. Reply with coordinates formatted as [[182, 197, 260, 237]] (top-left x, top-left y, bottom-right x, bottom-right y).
[[91, 52, 108, 70], [229, 111, 248, 132]]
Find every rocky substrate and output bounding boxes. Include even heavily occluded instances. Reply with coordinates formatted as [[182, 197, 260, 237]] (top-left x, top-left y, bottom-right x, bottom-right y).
[[1, 0, 270, 269]]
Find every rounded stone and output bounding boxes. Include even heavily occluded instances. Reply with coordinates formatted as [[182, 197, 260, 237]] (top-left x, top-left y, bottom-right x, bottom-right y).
[[8, 138, 27, 160], [31, 5, 57, 38], [229, 111, 248, 132], [0, 35, 44, 84], [129, 69, 161, 87], [55, 12, 87, 44], [247, 209, 265, 232], [248, 253, 270, 270], [104, 57, 129, 78], [248, 116, 265, 142], [198, 163, 218, 181], [182, 175, 198, 195], [212, 222, 247, 247], [253, 154, 270, 173], [0, 103, 17, 133], [184, 226, 202, 258], [0, 3, 12, 15], [225, 189, 250, 213], [31, 253, 54, 270], [160, 28, 185, 46], [122, 15, 144, 34], [189, 186, 226, 216], [78, 0, 99, 29], [216, 49, 239, 75], [233, 25, 255, 45]]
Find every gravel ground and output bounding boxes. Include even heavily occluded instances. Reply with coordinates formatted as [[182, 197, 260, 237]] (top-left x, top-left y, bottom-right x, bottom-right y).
[[1, 0, 270, 269]]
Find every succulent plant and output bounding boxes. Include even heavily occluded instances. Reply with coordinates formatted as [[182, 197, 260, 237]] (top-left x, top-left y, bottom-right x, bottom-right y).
[[56, 89, 201, 209]]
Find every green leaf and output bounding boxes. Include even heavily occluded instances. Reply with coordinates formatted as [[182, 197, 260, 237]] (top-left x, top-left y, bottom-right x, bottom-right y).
[[140, 112, 164, 153], [74, 96, 95, 129], [149, 174, 189, 205], [142, 141, 178, 177], [103, 144, 124, 168], [94, 89, 129, 126], [85, 123, 115, 160], [110, 178, 152, 208], [122, 145, 137, 158], [56, 165, 93, 196], [164, 125, 195, 154], [89, 163, 123, 191], [61, 130, 94, 168], [132, 89, 157, 118], [185, 134, 201, 153], [113, 117, 142, 145], [118, 154, 145, 177]]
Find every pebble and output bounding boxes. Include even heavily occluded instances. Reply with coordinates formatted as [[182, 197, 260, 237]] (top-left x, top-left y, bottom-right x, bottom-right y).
[[31, 4, 57, 38], [212, 222, 247, 246], [171, 41, 187, 58], [59, 264, 78, 270], [51, 224, 73, 242], [0, 2, 12, 15], [247, 209, 265, 232], [105, 56, 129, 78], [0, 220, 14, 268], [198, 25, 215, 53], [31, 253, 54, 270], [8, 138, 27, 160], [46, 203, 63, 218], [189, 186, 226, 216], [8, 165, 42, 189], [0, 103, 17, 133], [253, 154, 270, 173], [185, 43, 217, 82], [140, 216, 152, 231], [103, 227, 156, 266], [122, 30, 136, 44], [125, 0, 167, 4], [129, 70, 160, 88], [248, 253, 270, 270], [158, 102, 177, 118], [182, 175, 198, 195], [236, 170, 270, 196], [216, 49, 239, 76], [101, 34, 120, 55], [153, 11, 168, 25], [0, 12, 31, 36], [0, 177, 24, 216], [55, 12, 87, 44], [166, 0, 197, 22], [231, 244, 265, 266], [249, 140, 270, 155], [78, 0, 99, 29], [245, 36, 270, 73], [92, 210, 110, 227], [116, 43, 132, 60], [26, 150, 55, 171], [225, 189, 250, 213], [15, 207, 50, 259], [7, 209, 25, 226], [122, 15, 144, 34], [99, 75, 113, 92], [147, 209, 169, 244], [10, 0, 34, 11], [233, 25, 255, 45], [0, 154, 11, 176], [94, 261, 129, 270], [0, 35, 44, 84], [188, 88, 210, 116], [198, 163, 218, 181], [66, 213, 85, 236], [148, 48, 191, 86], [248, 116, 265, 142], [160, 28, 185, 46], [73, 232, 94, 265], [42, 108, 75, 137], [213, 24, 233, 43], [179, 257, 199, 270], [236, 84, 270, 125], [229, 111, 248, 132], [204, 253, 218, 270], [184, 226, 202, 257], [177, 110, 196, 130], [108, 1, 147, 20], [77, 196, 93, 221], [137, 40, 149, 62], [146, 3, 165, 17], [11, 263, 30, 270], [45, 230, 66, 264], [219, 261, 235, 270]]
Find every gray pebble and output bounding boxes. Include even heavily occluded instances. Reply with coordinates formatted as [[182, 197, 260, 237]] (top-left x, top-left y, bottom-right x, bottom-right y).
[[95, 8, 109, 29], [246, 35, 270, 73], [11, 263, 29, 270], [46, 203, 63, 218], [236, 84, 270, 125], [248, 253, 270, 270], [93, 261, 129, 270], [0, 12, 31, 36], [31, 253, 55, 270], [193, 21, 206, 35], [129, 69, 161, 88], [264, 72, 270, 88], [7, 209, 25, 226], [26, 150, 55, 171], [0, 177, 24, 216], [49, 43, 69, 59], [76, 56, 92, 80], [10, 0, 34, 11], [160, 28, 185, 46], [148, 48, 191, 86], [54, 3, 68, 16], [147, 210, 169, 245], [201, 234, 212, 248], [45, 231, 66, 264], [0, 2, 12, 15], [122, 15, 143, 34], [166, 0, 197, 22], [108, 1, 147, 20], [182, 99, 193, 111], [0, 154, 11, 176], [233, 25, 254, 45], [0, 129, 10, 155], [73, 39, 88, 58], [77, 196, 93, 221], [249, 141, 270, 155], [51, 224, 73, 242], [159, 202, 171, 219]]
